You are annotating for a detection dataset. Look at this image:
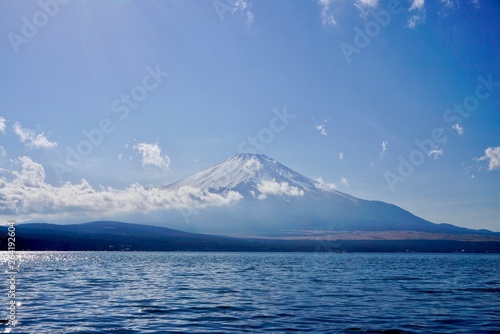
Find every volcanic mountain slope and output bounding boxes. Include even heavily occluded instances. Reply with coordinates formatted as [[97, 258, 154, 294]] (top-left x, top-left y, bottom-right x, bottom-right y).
[[161, 154, 495, 237]]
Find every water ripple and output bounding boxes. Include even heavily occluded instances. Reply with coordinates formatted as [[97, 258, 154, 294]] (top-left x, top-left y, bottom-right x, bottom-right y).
[[1, 252, 499, 333]]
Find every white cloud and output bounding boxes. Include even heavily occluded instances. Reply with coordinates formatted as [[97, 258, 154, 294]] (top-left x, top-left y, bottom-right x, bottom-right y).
[[315, 177, 337, 192], [256, 179, 304, 199], [0, 156, 242, 220], [317, 0, 337, 26], [314, 119, 329, 136], [442, 0, 479, 8], [452, 123, 464, 136], [233, 0, 249, 11], [0, 146, 5, 157], [407, 15, 423, 29], [407, 0, 425, 29], [354, 0, 379, 16], [371, 141, 389, 167], [134, 142, 171, 170], [12, 122, 57, 149], [316, 0, 475, 30], [0, 117, 6, 133], [315, 124, 328, 136], [477, 147, 500, 171], [340, 176, 349, 187], [380, 141, 388, 157], [246, 11, 254, 25], [339, 152, 344, 160], [409, 0, 425, 10], [232, 0, 254, 28], [357, 0, 378, 6], [429, 147, 443, 160]]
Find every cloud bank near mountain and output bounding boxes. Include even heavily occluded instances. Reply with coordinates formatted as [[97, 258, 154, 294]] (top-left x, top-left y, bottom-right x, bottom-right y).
[[0, 156, 242, 222]]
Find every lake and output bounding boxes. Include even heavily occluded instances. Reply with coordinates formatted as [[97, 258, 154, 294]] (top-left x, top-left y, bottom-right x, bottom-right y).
[[2, 252, 499, 333]]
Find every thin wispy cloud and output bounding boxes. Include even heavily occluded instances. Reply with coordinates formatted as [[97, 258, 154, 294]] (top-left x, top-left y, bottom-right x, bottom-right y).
[[340, 176, 349, 187], [213, 0, 254, 28], [407, 0, 425, 29], [339, 152, 344, 160], [429, 147, 443, 160], [442, 0, 480, 8], [452, 123, 464, 136], [477, 147, 500, 171], [380, 141, 388, 158], [370, 141, 388, 167], [315, 177, 337, 191], [315, 124, 328, 136], [409, 0, 425, 10], [233, 0, 249, 11], [314, 119, 329, 136], [313, 0, 472, 31], [12, 122, 57, 149], [406, 15, 423, 29], [441, 0, 455, 7], [0, 117, 6, 133], [134, 142, 171, 170], [233, 0, 254, 27], [246, 11, 254, 25], [317, 0, 337, 26], [357, 0, 378, 6], [354, 0, 379, 16]]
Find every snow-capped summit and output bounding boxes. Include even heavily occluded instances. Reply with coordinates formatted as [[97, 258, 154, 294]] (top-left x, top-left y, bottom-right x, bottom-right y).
[[166, 153, 333, 198]]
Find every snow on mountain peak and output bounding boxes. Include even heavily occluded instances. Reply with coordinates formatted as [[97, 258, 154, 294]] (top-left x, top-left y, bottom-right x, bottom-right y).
[[166, 153, 334, 199]]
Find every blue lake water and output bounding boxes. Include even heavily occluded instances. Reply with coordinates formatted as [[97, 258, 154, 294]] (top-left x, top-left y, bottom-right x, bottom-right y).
[[1, 252, 499, 333]]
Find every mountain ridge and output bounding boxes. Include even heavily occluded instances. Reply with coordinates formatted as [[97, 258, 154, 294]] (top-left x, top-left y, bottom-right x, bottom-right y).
[[3, 220, 499, 252]]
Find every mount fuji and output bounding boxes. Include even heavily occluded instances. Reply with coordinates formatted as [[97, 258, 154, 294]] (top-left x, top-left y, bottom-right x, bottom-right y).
[[160, 154, 495, 238]]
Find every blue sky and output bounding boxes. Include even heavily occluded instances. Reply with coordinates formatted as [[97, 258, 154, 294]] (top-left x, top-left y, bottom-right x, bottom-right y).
[[0, 0, 499, 231]]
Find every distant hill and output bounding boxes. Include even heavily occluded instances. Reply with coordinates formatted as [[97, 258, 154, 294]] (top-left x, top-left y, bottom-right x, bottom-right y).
[[2, 221, 499, 253]]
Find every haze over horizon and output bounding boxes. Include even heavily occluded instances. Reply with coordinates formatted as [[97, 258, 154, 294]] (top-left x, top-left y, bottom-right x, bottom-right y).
[[0, 0, 499, 231]]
